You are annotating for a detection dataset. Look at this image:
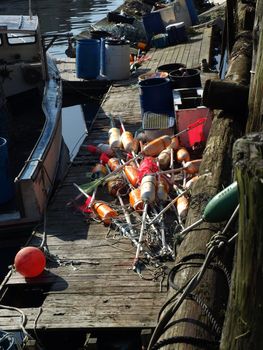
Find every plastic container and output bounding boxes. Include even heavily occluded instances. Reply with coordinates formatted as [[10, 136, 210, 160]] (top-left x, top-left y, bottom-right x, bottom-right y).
[[0, 137, 14, 204], [157, 4, 176, 27], [166, 22, 187, 45], [90, 31, 112, 76], [143, 12, 166, 42], [151, 33, 169, 48], [185, 0, 199, 25], [104, 39, 130, 81], [169, 68, 201, 88], [76, 39, 101, 79], [139, 78, 175, 118], [156, 63, 186, 74]]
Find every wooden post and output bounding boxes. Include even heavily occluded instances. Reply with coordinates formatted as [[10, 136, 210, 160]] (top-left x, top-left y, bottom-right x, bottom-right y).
[[152, 1, 254, 349], [220, 132, 263, 349], [247, 0, 263, 132]]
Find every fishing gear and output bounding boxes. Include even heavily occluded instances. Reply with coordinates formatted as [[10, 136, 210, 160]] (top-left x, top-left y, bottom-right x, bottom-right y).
[[73, 183, 118, 224], [178, 181, 239, 238], [133, 175, 156, 271], [108, 114, 122, 149]]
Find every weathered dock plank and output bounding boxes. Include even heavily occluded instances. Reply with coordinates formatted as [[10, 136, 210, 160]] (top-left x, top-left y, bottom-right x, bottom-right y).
[[0, 26, 216, 334]]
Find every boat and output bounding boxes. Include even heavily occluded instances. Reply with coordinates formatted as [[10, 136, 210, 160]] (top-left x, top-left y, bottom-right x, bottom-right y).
[[0, 15, 68, 232]]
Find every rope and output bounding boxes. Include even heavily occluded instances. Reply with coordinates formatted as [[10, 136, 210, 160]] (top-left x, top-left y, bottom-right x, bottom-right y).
[[150, 336, 219, 350], [147, 206, 239, 349], [0, 304, 33, 341]]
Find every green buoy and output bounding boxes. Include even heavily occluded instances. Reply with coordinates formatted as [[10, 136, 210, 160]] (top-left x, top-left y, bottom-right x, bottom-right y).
[[179, 181, 239, 236]]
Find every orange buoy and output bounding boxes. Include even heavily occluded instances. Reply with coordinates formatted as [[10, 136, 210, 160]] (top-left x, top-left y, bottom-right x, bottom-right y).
[[107, 177, 127, 197], [91, 163, 107, 177], [124, 165, 139, 187], [129, 188, 144, 211], [121, 131, 135, 152], [108, 157, 120, 171], [177, 147, 190, 163], [157, 181, 168, 201], [170, 136, 179, 151], [185, 175, 199, 189], [142, 135, 171, 156], [157, 147, 171, 170], [14, 246, 46, 278], [183, 159, 202, 174], [177, 195, 189, 220], [93, 202, 118, 224]]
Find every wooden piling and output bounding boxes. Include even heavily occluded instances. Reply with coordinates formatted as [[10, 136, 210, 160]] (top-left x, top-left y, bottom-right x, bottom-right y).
[[246, 0, 263, 132], [220, 133, 263, 350], [153, 1, 253, 348]]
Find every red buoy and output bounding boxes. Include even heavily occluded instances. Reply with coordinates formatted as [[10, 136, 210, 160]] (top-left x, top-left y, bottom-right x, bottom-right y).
[[14, 246, 46, 277]]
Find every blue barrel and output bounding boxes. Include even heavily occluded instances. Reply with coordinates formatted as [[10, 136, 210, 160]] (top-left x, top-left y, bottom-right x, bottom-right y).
[[143, 12, 166, 42], [76, 39, 100, 79], [0, 137, 14, 205], [185, 0, 199, 25], [139, 78, 175, 118], [166, 22, 187, 45]]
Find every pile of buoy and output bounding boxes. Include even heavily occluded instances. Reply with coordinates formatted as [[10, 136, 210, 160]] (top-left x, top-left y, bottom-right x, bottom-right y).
[[72, 115, 207, 273]]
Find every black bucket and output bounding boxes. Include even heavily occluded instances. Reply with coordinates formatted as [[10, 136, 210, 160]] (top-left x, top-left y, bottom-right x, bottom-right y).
[[90, 30, 112, 40], [156, 63, 186, 74], [169, 68, 201, 89], [203, 79, 249, 115]]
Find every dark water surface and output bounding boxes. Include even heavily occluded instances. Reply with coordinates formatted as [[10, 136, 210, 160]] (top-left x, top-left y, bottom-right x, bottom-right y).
[[0, 0, 123, 56]]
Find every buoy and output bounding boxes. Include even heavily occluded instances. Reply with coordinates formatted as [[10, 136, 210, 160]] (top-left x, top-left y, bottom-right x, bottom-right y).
[[124, 165, 139, 187], [142, 135, 171, 156], [177, 147, 190, 163], [157, 147, 171, 170], [129, 188, 144, 211], [14, 246, 46, 278], [140, 175, 156, 203], [108, 157, 120, 171], [109, 127, 122, 149], [93, 202, 118, 224]]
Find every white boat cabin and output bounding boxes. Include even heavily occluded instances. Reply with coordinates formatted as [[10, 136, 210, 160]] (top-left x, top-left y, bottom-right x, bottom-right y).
[[0, 15, 46, 97]]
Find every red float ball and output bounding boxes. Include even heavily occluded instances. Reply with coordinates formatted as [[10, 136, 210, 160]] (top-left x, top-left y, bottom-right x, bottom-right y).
[[14, 246, 46, 278]]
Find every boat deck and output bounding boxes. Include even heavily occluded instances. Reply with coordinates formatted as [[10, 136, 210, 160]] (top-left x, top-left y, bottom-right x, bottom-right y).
[[0, 27, 217, 336]]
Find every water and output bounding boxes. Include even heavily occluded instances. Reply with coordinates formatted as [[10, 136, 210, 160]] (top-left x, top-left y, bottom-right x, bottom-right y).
[[0, 0, 123, 57]]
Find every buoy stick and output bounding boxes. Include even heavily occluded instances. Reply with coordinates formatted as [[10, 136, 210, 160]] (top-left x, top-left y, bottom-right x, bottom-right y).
[[171, 118, 207, 138], [117, 193, 136, 237], [159, 204, 168, 254], [133, 202, 148, 271], [73, 183, 90, 198], [88, 187, 98, 208], [148, 190, 188, 225]]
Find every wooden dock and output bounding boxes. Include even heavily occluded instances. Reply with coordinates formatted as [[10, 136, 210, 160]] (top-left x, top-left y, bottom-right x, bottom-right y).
[[0, 26, 217, 341]]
